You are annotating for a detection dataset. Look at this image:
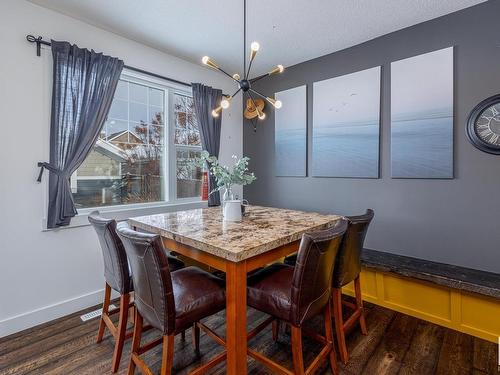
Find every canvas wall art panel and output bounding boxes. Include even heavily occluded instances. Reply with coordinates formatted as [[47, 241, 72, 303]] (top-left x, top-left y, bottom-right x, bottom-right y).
[[275, 85, 307, 176], [391, 47, 454, 178], [312, 67, 381, 178]]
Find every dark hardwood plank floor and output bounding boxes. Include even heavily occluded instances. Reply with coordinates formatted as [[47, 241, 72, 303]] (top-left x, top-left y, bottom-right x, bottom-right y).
[[1, 300, 498, 375]]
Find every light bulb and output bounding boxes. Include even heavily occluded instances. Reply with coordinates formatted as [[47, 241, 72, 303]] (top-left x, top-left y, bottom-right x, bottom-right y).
[[221, 98, 230, 109], [202, 56, 219, 69], [232, 73, 241, 80], [249, 42, 260, 60], [266, 97, 282, 109], [258, 112, 266, 120], [212, 106, 222, 117], [269, 64, 285, 75]]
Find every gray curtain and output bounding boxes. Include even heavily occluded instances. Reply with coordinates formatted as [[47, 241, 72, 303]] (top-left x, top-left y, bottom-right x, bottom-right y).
[[192, 83, 222, 206], [38, 40, 124, 228]]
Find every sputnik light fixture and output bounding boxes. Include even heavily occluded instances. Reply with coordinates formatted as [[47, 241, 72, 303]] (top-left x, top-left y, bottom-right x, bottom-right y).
[[201, 0, 284, 127]]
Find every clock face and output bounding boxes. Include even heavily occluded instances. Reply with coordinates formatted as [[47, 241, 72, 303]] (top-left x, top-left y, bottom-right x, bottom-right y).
[[466, 94, 500, 155], [475, 103, 500, 146]]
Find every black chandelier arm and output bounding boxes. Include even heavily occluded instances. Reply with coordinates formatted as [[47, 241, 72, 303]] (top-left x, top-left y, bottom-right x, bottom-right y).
[[214, 65, 241, 83], [249, 88, 268, 101], [249, 72, 269, 85], [247, 91, 261, 117], [228, 87, 242, 100], [247, 93, 257, 114]]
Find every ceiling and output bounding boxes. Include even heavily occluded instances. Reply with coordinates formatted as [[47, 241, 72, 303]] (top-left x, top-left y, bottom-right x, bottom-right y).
[[29, 0, 486, 77]]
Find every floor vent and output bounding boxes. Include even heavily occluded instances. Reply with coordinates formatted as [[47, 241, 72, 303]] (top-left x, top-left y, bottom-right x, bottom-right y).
[[80, 305, 116, 322]]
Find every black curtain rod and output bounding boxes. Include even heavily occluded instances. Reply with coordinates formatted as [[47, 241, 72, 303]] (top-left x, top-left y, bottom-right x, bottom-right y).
[[26, 35, 192, 88]]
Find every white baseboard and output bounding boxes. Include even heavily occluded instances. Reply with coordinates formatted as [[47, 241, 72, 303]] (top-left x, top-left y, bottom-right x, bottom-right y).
[[0, 288, 118, 338]]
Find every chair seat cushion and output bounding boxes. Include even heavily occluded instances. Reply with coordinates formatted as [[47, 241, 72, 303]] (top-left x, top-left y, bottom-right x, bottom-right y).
[[283, 253, 297, 266], [247, 263, 294, 322], [166, 255, 185, 272], [172, 266, 226, 331]]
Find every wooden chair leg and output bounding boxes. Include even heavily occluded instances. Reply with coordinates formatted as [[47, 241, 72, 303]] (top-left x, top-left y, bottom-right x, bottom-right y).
[[192, 322, 200, 354], [97, 283, 111, 343], [111, 293, 130, 372], [332, 288, 349, 364], [354, 276, 368, 335], [128, 301, 136, 325], [291, 326, 305, 375], [272, 320, 280, 342], [324, 303, 339, 375], [128, 312, 143, 375], [160, 334, 175, 375]]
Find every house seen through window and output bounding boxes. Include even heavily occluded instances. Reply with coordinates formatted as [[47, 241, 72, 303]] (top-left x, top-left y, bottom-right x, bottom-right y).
[[73, 71, 203, 209]]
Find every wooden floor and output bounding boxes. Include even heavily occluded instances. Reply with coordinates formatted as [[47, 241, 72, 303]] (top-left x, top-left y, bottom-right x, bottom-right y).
[[1, 299, 498, 375]]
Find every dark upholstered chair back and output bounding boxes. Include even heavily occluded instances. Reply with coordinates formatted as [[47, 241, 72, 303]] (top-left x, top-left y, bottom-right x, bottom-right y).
[[290, 219, 348, 326], [333, 209, 374, 288], [88, 211, 131, 295], [116, 223, 175, 335]]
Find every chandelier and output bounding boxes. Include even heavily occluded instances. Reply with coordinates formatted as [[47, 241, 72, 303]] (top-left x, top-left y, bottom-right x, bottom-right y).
[[201, 0, 284, 123]]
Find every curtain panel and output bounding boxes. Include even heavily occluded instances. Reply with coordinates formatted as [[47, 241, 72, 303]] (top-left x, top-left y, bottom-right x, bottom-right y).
[[39, 40, 123, 228], [191, 83, 223, 206]]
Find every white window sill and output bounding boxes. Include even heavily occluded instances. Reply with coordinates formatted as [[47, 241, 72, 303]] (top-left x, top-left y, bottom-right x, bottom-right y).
[[41, 200, 209, 231]]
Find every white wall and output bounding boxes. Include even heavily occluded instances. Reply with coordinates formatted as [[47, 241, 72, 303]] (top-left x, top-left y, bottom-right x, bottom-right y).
[[0, 0, 242, 336]]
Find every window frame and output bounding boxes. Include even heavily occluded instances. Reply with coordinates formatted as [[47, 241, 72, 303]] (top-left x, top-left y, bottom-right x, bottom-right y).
[[74, 68, 203, 215]]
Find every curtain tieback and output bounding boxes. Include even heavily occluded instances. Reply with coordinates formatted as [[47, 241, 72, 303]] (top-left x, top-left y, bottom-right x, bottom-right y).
[[37, 162, 66, 182]]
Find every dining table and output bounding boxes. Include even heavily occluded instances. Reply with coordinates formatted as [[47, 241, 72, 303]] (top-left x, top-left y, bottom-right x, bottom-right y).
[[129, 205, 341, 374]]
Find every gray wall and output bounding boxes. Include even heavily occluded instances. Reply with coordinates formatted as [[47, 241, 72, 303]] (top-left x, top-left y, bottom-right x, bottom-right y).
[[244, 0, 500, 273]]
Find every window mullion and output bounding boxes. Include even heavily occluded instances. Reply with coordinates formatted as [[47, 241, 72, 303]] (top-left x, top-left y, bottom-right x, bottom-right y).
[[168, 88, 177, 202]]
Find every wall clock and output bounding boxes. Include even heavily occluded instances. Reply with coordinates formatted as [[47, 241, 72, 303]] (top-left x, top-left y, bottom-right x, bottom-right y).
[[466, 94, 500, 155]]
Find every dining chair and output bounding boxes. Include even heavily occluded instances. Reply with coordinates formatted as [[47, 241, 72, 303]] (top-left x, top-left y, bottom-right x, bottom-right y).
[[331, 209, 374, 364], [283, 209, 374, 364], [88, 211, 185, 372], [246, 219, 348, 375], [116, 222, 227, 375]]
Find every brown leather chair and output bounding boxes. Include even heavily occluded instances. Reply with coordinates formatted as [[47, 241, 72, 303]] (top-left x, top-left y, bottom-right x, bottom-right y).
[[115, 222, 227, 375], [331, 209, 374, 364], [283, 209, 374, 365], [246, 219, 348, 375], [88, 211, 185, 372]]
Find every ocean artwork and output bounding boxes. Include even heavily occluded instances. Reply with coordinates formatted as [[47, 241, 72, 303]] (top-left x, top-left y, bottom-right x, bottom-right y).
[[312, 67, 381, 178], [275, 85, 307, 176], [391, 47, 454, 178]]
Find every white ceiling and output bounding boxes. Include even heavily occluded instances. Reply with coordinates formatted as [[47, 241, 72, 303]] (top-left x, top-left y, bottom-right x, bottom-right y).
[[29, 0, 485, 76]]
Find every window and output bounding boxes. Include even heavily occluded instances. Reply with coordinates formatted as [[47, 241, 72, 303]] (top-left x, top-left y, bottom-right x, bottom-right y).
[[72, 70, 203, 209], [174, 93, 202, 198]]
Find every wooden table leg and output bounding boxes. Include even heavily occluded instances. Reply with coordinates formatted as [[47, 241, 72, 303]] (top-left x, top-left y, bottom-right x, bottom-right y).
[[226, 261, 248, 374]]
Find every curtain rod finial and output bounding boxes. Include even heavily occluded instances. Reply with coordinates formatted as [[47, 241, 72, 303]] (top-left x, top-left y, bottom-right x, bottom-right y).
[[26, 34, 48, 56]]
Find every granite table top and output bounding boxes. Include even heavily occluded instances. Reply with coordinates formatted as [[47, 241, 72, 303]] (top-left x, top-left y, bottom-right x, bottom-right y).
[[129, 205, 342, 262]]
